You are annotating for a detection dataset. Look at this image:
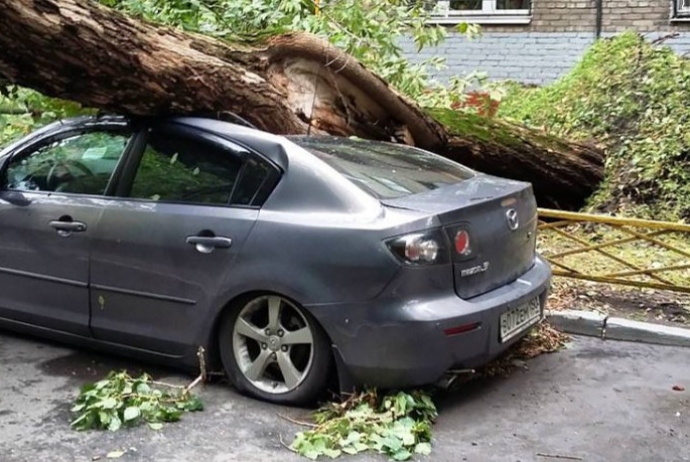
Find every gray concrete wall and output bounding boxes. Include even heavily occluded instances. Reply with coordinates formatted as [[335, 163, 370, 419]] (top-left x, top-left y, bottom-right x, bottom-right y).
[[401, 32, 690, 85]]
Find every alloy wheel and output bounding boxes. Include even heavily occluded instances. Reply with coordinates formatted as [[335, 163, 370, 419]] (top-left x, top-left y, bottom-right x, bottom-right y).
[[232, 295, 315, 394]]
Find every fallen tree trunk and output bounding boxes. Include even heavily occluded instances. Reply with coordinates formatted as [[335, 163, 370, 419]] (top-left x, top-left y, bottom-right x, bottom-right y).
[[432, 110, 604, 209], [0, 0, 603, 209]]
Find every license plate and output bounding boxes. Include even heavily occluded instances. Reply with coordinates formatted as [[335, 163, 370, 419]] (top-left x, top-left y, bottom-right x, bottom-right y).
[[499, 297, 542, 342]]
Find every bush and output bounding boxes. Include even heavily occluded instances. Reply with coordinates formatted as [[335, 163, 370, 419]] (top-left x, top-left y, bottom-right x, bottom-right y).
[[500, 32, 690, 221]]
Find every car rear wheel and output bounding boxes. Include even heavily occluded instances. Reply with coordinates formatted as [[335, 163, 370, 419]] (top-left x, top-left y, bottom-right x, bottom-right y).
[[219, 294, 332, 405]]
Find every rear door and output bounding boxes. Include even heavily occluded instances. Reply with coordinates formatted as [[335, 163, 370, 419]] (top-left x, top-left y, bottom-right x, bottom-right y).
[[0, 125, 133, 334], [89, 124, 279, 354]]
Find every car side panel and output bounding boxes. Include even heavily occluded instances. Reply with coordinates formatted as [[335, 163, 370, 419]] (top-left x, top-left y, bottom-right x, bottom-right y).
[[221, 217, 401, 304], [189, 204, 446, 360], [0, 191, 103, 335], [307, 257, 552, 388], [89, 201, 258, 355]]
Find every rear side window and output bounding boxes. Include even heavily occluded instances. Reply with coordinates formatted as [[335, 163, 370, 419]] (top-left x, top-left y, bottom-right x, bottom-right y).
[[232, 157, 274, 206], [292, 137, 475, 199], [129, 129, 276, 207]]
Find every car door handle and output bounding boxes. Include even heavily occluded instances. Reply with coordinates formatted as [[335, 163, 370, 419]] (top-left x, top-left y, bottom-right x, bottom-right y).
[[49, 220, 87, 234], [186, 235, 233, 253]]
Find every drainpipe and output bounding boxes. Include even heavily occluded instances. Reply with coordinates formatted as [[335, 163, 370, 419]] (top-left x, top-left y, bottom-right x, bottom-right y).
[[595, 0, 603, 39]]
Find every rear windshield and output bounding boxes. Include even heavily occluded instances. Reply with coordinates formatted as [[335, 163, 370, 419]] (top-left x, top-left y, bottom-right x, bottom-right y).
[[291, 136, 475, 199]]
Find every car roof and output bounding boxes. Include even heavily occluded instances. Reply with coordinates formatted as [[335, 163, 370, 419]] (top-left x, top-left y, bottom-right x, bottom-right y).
[[0, 114, 388, 215], [0, 115, 292, 171], [168, 119, 381, 214]]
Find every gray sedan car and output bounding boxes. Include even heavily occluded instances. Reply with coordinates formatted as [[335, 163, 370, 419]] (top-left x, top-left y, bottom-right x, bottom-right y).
[[0, 116, 550, 405]]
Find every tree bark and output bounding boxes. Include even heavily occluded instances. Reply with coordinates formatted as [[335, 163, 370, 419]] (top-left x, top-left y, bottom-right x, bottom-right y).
[[0, 0, 604, 209]]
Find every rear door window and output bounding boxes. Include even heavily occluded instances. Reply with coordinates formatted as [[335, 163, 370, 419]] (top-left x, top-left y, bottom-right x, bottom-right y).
[[292, 137, 475, 199], [128, 128, 277, 207]]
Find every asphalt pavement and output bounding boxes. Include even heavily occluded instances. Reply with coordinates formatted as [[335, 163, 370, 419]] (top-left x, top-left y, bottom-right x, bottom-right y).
[[0, 331, 688, 462]]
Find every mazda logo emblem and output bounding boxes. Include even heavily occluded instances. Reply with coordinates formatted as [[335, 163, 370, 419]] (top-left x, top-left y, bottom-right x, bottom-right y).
[[506, 209, 519, 231]]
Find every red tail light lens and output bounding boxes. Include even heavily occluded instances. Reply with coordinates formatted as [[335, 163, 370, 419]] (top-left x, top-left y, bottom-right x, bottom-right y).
[[455, 229, 471, 255]]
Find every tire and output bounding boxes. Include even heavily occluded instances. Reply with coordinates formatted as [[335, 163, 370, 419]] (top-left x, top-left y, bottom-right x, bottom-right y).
[[218, 294, 332, 406]]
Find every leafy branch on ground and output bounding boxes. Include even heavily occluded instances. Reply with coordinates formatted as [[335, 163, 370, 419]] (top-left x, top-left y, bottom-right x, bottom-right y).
[[71, 371, 203, 431], [287, 322, 568, 460], [289, 390, 436, 461]]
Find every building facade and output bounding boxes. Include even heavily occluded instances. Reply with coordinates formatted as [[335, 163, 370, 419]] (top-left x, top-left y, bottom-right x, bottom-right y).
[[402, 0, 690, 84]]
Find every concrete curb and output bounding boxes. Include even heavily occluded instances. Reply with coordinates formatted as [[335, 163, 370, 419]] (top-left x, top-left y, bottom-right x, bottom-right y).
[[546, 310, 690, 348]]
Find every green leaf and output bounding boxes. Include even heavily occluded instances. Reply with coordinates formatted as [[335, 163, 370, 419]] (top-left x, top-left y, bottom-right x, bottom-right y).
[[393, 393, 407, 416], [179, 395, 204, 412], [71, 403, 86, 413], [401, 432, 415, 446], [136, 382, 151, 394], [123, 406, 141, 422], [70, 412, 88, 428], [323, 448, 341, 458], [108, 415, 122, 432], [95, 379, 110, 390], [99, 411, 112, 426], [392, 449, 412, 461], [148, 422, 164, 431], [340, 430, 361, 446], [80, 383, 96, 394], [415, 442, 432, 455], [100, 397, 118, 410], [382, 435, 403, 451], [303, 449, 320, 460]]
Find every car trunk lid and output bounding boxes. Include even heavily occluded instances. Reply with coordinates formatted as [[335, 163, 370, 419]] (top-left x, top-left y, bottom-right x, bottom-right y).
[[382, 175, 537, 299]]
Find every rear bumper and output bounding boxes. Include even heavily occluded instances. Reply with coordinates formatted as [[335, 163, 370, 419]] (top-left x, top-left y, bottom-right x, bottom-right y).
[[308, 256, 552, 389]]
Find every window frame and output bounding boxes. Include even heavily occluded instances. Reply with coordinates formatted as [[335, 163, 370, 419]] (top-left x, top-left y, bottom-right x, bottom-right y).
[[114, 123, 281, 209], [673, 0, 690, 19], [428, 0, 532, 25], [0, 123, 136, 199]]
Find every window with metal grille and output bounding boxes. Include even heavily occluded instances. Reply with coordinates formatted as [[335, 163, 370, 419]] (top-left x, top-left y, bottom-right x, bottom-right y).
[[425, 0, 531, 24], [678, 0, 690, 15]]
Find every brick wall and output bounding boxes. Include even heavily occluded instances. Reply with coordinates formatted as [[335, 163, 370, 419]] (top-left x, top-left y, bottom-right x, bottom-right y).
[[601, 0, 690, 33], [489, 0, 598, 33], [400, 0, 690, 85], [482, 0, 690, 33]]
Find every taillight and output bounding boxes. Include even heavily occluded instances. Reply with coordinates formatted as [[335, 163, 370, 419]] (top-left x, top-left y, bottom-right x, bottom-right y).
[[386, 230, 449, 265], [455, 229, 471, 256]]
